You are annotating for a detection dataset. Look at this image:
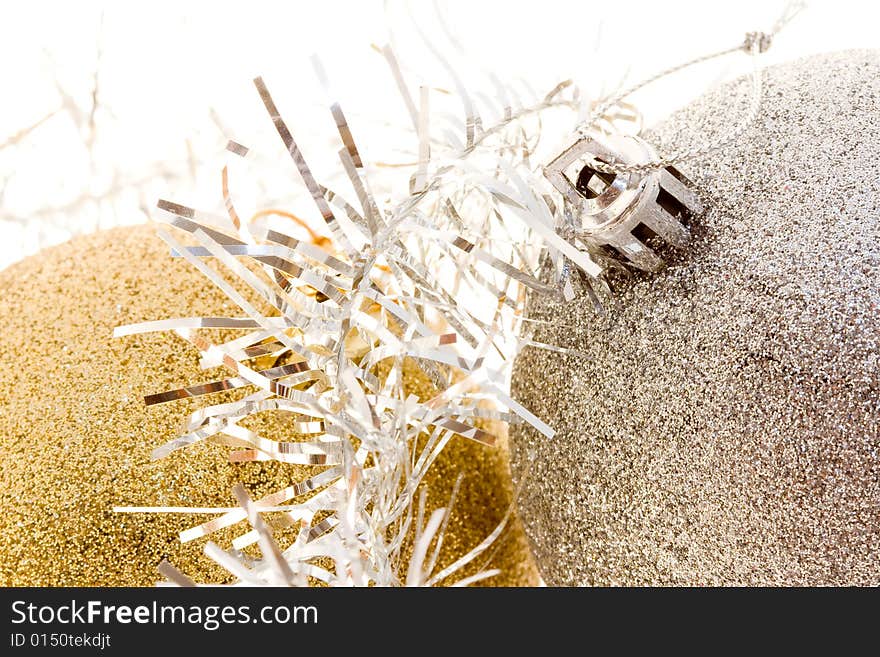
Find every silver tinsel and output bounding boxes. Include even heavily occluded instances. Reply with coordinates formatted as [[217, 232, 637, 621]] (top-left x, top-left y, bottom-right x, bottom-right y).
[[114, 42, 609, 585]]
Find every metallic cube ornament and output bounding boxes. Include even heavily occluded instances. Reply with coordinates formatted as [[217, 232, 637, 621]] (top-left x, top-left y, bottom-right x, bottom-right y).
[[544, 133, 702, 271]]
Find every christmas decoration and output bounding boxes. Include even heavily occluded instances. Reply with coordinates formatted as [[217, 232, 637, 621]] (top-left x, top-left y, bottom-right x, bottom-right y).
[[543, 133, 702, 272], [108, 53, 594, 584], [107, 13, 800, 586], [510, 51, 880, 586], [1, 3, 816, 587], [0, 224, 537, 585]]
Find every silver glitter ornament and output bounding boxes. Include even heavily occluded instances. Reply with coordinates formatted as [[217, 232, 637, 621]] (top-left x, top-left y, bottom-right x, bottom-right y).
[[509, 51, 880, 586]]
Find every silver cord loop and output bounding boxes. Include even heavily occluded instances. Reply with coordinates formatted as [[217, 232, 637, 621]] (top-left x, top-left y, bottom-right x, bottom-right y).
[[579, 1, 805, 175]]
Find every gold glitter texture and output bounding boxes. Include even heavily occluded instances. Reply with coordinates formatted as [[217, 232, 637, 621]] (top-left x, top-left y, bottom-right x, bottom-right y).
[[0, 224, 536, 586]]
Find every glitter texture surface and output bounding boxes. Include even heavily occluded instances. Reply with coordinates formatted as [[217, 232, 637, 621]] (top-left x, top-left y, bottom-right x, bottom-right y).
[[0, 224, 537, 586], [509, 51, 880, 585]]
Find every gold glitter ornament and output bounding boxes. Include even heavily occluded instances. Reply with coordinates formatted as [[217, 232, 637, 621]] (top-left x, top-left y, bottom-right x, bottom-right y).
[[0, 224, 537, 586], [510, 51, 880, 585]]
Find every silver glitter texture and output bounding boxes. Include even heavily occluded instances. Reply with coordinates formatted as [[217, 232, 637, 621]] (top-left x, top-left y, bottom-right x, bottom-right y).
[[509, 51, 880, 586]]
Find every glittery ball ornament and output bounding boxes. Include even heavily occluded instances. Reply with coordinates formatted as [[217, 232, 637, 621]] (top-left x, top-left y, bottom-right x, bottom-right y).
[[0, 225, 537, 586], [509, 51, 880, 585]]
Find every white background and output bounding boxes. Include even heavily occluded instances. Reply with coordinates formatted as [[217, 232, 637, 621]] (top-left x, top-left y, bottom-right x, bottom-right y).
[[0, 0, 877, 270]]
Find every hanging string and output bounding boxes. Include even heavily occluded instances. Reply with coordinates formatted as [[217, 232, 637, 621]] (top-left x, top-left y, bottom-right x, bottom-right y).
[[580, 1, 805, 175]]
